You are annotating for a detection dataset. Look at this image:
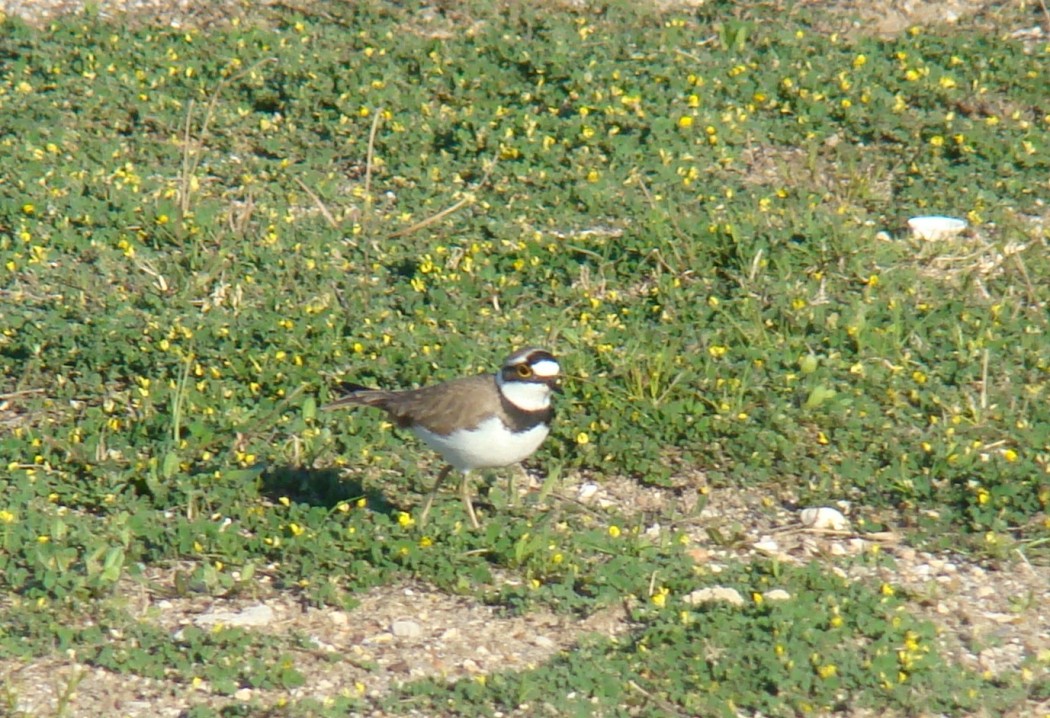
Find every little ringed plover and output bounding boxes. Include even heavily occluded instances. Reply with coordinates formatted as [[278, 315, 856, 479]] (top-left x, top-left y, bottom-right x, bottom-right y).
[[324, 347, 560, 527]]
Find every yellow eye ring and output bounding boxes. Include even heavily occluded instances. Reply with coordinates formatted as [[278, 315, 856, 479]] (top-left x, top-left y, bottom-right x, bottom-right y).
[[516, 364, 532, 378]]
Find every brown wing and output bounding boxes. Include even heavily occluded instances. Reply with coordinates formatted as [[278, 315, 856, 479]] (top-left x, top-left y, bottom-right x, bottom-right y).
[[323, 374, 504, 434], [379, 374, 502, 433]]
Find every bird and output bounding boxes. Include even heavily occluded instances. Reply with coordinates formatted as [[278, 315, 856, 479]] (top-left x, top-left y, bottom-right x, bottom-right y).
[[324, 347, 560, 528]]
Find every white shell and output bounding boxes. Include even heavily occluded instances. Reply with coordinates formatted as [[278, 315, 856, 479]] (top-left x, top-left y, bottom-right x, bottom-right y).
[[907, 215, 967, 241]]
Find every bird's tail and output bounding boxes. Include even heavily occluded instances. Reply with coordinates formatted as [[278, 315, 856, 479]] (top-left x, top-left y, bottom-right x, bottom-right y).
[[323, 383, 393, 411]]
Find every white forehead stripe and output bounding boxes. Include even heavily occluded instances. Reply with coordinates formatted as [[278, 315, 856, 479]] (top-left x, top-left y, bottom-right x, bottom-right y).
[[530, 359, 560, 378]]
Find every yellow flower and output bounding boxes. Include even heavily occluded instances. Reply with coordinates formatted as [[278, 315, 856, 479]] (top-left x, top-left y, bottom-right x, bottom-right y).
[[651, 587, 669, 607], [397, 512, 415, 528], [608, 525, 621, 538], [576, 432, 590, 445]]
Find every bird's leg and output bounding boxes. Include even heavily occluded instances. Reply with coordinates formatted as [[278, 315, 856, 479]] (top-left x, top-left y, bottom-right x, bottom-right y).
[[459, 472, 479, 529], [418, 464, 452, 528], [505, 467, 515, 508]]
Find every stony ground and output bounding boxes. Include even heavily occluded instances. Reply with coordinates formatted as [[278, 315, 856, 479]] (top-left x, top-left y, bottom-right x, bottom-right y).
[[4, 475, 1048, 717], [0, 1, 1047, 716]]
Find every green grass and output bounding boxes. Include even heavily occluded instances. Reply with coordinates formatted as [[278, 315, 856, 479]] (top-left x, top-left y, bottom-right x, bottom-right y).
[[1, 0, 1048, 715]]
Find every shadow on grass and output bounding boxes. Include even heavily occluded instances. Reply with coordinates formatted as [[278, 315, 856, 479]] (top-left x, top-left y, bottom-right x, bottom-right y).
[[259, 465, 398, 517]]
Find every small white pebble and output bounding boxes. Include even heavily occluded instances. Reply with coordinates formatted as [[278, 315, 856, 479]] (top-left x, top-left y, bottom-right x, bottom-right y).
[[682, 586, 745, 607], [390, 619, 422, 639], [577, 482, 600, 501], [753, 539, 779, 554], [800, 507, 850, 531], [531, 635, 556, 649]]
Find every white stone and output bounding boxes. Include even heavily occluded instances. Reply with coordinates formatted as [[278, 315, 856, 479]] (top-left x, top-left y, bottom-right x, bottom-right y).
[[391, 619, 423, 639], [908, 215, 967, 241], [531, 635, 556, 649], [577, 482, 600, 501], [753, 539, 780, 554], [800, 507, 850, 531], [682, 586, 745, 607], [195, 604, 275, 628]]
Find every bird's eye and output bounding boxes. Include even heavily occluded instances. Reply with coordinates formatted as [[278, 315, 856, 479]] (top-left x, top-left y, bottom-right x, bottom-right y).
[[516, 364, 533, 378]]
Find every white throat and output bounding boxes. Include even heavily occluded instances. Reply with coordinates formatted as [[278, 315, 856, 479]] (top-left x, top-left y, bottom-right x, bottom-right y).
[[497, 374, 552, 412]]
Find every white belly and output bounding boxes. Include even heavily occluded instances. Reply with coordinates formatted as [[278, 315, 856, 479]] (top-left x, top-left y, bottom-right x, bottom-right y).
[[412, 417, 550, 472]]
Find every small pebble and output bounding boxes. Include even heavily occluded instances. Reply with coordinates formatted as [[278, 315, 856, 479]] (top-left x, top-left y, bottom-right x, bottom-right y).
[[195, 604, 275, 628], [391, 619, 422, 639], [800, 507, 850, 531], [682, 586, 745, 607], [753, 538, 779, 555], [577, 482, 600, 501], [531, 635, 556, 649]]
